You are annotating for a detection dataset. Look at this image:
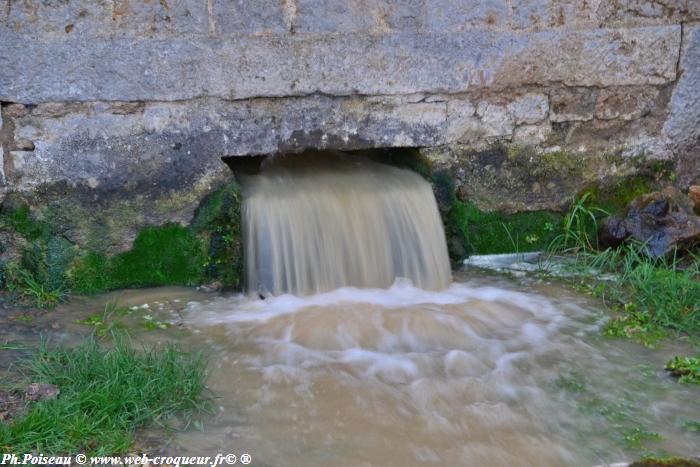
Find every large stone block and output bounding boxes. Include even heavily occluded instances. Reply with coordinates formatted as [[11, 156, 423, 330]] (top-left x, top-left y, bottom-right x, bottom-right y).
[[664, 25, 700, 186], [294, 0, 425, 33], [214, 0, 289, 35], [511, 0, 598, 29], [0, 26, 680, 103], [493, 26, 680, 89], [0, 0, 209, 37], [2, 96, 448, 195], [597, 0, 700, 26], [664, 25, 700, 147], [426, 0, 508, 30]]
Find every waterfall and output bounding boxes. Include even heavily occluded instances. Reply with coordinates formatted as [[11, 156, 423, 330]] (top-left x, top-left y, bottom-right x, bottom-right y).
[[239, 152, 451, 296]]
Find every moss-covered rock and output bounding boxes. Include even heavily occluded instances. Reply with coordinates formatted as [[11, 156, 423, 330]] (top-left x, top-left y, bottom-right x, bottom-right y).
[[420, 143, 668, 214], [1, 180, 244, 304], [69, 224, 207, 293], [191, 181, 244, 290]]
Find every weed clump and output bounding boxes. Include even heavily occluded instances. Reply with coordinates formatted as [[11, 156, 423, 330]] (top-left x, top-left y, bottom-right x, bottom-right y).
[[0, 336, 210, 455], [665, 356, 700, 384], [446, 201, 562, 257], [547, 193, 700, 345]]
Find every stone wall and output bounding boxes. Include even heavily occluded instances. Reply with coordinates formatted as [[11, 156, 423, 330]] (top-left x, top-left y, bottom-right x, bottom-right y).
[[0, 0, 698, 249]]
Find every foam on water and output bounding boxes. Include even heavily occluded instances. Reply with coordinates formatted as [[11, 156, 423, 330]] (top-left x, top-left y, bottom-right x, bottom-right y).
[[188, 278, 564, 326], [137, 277, 700, 466]]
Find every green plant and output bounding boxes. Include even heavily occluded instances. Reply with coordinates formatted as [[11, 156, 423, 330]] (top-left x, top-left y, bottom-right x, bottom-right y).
[[0, 335, 211, 455], [445, 200, 563, 257], [2, 264, 66, 309], [665, 356, 700, 384], [548, 192, 609, 253], [14, 269, 66, 309], [0, 205, 51, 241], [76, 302, 130, 337], [546, 194, 700, 342]]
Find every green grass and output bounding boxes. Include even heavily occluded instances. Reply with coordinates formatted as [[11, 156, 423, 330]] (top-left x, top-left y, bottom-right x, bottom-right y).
[[2, 263, 67, 309], [446, 200, 562, 256], [546, 194, 700, 346], [0, 336, 210, 455]]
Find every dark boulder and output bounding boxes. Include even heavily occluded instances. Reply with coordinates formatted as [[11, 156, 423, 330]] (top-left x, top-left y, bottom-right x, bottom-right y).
[[598, 216, 629, 249], [598, 187, 700, 257]]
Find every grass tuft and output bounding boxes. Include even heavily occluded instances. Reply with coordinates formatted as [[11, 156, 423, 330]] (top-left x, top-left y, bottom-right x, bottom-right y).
[[446, 200, 562, 256], [546, 193, 700, 345], [0, 336, 210, 455]]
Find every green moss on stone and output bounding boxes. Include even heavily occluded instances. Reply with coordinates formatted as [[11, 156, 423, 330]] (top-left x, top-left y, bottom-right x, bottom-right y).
[[68, 224, 206, 293], [446, 200, 563, 257], [3, 180, 245, 301], [587, 175, 655, 215], [68, 252, 112, 295], [507, 145, 586, 180], [111, 224, 206, 288], [191, 181, 243, 289], [0, 205, 52, 241]]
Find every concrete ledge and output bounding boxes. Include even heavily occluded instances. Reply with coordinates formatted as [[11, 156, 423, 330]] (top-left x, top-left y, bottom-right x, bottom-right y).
[[0, 27, 680, 103]]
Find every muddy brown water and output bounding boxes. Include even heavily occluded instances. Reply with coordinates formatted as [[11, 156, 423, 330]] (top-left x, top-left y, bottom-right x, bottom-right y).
[[1, 272, 699, 466]]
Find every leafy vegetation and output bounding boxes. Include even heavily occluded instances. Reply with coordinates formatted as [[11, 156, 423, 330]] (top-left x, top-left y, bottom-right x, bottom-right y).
[[0, 208, 72, 307], [0, 336, 210, 455], [665, 356, 700, 384], [545, 193, 700, 346]]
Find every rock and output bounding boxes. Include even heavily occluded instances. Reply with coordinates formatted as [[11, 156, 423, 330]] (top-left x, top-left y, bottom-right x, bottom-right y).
[[476, 102, 514, 138], [664, 25, 700, 186], [689, 186, 700, 214], [197, 281, 223, 293], [594, 87, 659, 121], [0, 390, 24, 422], [550, 87, 597, 122], [25, 383, 60, 402], [598, 187, 700, 257], [512, 122, 552, 145], [598, 217, 630, 249], [507, 94, 549, 125]]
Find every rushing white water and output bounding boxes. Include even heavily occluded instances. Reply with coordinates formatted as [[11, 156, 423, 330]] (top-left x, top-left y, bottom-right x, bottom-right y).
[[239, 153, 452, 296], [29, 278, 700, 466], [172, 275, 700, 466]]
